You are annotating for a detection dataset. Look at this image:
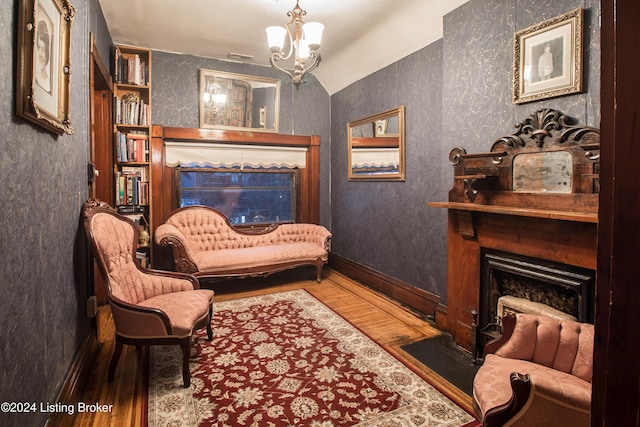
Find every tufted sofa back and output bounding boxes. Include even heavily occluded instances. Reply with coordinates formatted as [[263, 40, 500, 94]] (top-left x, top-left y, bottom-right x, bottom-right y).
[[165, 207, 267, 252], [495, 313, 594, 382], [164, 206, 330, 253]]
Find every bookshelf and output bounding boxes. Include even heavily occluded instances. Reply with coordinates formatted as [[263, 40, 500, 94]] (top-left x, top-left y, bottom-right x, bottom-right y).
[[112, 45, 152, 267]]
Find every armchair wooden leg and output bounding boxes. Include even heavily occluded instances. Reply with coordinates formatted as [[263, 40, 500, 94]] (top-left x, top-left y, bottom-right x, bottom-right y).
[[206, 306, 213, 341], [180, 337, 191, 388], [108, 338, 123, 382]]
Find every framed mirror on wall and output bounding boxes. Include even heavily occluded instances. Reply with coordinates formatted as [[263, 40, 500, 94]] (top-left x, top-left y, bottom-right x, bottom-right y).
[[199, 69, 281, 132], [348, 106, 405, 181]]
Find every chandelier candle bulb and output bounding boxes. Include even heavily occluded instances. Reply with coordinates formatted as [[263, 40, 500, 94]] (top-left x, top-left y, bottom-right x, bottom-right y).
[[266, 26, 287, 51], [302, 22, 324, 49]]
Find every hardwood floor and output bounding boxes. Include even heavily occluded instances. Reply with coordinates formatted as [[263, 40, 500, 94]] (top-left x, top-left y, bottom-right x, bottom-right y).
[[71, 268, 474, 426]]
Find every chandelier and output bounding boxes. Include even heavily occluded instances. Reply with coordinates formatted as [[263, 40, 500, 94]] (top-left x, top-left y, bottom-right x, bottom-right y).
[[202, 82, 227, 117], [265, 1, 324, 89]]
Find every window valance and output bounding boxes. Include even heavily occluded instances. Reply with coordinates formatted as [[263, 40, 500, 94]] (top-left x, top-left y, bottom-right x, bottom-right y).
[[351, 148, 400, 168], [164, 141, 307, 168]]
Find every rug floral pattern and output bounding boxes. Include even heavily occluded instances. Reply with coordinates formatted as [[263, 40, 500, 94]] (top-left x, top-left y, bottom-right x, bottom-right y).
[[148, 290, 475, 426]]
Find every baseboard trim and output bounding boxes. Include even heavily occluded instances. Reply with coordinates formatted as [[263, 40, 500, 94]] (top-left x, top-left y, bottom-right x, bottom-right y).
[[435, 304, 449, 331], [46, 330, 99, 427], [329, 253, 440, 316]]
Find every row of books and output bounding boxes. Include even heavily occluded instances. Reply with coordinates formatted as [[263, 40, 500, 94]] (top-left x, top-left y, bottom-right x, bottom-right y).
[[114, 49, 148, 86], [115, 93, 149, 126], [115, 131, 149, 163], [115, 167, 149, 205]]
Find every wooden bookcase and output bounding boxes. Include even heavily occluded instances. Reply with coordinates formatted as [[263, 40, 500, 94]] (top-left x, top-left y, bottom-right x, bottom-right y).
[[112, 44, 153, 266]]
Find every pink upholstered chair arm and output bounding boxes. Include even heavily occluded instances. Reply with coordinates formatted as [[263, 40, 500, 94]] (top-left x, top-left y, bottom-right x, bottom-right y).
[[109, 265, 200, 304], [155, 223, 186, 243], [277, 223, 332, 250], [155, 223, 196, 257], [527, 373, 592, 411], [109, 297, 173, 337], [144, 269, 201, 291], [495, 372, 591, 427]]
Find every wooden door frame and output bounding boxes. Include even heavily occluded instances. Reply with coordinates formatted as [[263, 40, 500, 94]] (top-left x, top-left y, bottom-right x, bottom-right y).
[[89, 35, 112, 306], [594, 2, 640, 426]]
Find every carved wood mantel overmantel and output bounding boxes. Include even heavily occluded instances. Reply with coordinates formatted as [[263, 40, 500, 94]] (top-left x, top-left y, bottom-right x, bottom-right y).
[[429, 109, 599, 351], [445, 108, 599, 209]]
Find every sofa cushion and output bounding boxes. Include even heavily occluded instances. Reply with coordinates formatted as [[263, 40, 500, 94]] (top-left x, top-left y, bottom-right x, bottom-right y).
[[473, 353, 592, 418], [194, 242, 328, 271]]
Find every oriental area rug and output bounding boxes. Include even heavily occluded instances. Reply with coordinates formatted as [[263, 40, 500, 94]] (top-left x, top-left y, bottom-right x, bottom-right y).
[[147, 290, 477, 427]]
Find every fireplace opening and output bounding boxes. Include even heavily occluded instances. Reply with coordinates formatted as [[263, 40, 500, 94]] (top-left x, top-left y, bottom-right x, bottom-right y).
[[473, 249, 595, 361]]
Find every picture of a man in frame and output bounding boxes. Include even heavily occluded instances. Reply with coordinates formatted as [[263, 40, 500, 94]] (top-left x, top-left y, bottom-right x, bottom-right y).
[[531, 36, 564, 83]]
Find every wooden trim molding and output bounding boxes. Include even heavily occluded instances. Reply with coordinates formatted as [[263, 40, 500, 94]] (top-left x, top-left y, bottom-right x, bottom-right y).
[[45, 331, 98, 427], [329, 253, 440, 317], [150, 126, 321, 270], [428, 201, 598, 223]]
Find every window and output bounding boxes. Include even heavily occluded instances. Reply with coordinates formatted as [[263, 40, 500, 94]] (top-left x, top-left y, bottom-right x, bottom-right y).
[[177, 168, 297, 225]]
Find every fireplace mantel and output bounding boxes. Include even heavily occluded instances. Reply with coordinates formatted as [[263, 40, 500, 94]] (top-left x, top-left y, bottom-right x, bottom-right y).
[[428, 201, 598, 223], [432, 110, 599, 351]]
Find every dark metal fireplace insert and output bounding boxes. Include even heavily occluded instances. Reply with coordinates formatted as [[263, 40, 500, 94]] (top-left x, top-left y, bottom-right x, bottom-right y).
[[472, 249, 595, 362]]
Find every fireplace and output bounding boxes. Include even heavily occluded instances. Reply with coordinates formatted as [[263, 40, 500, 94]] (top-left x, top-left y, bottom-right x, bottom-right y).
[[481, 249, 594, 325], [472, 249, 595, 360], [428, 109, 599, 352]]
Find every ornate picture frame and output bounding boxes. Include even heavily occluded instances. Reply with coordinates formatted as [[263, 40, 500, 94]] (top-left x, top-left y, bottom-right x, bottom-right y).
[[199, 69, 280, 133], [16, 0, 75, 135], [513, 8, 583, 104]]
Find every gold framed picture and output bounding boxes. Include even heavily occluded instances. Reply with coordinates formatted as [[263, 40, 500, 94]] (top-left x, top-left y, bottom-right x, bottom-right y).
[[16, 0, 75, 135], [513, 8, 583, 104]]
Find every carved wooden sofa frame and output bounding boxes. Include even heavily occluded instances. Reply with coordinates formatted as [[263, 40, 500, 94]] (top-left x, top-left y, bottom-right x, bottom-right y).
[[155, 205, 332, 282]]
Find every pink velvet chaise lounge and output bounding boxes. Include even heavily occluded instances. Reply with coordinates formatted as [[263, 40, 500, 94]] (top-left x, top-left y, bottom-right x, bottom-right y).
[[155, 205, 332, 282]]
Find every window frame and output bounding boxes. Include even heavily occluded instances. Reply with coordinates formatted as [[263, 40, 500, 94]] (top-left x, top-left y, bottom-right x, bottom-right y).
[[173, 167, 300, 226]]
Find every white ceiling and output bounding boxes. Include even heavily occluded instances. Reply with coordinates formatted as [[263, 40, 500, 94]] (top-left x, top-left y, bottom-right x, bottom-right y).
[[98, 0, 469, 95]]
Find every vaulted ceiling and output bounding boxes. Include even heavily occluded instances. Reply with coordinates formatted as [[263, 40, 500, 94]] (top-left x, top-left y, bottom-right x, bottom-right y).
[[99, 0, 469, 95]]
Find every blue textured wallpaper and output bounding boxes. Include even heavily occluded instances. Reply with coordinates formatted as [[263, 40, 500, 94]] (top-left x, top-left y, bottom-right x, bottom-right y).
[[1, 0, 96, 425], [0, 2, 603, 422], [331, 42, 448, 299], [330, 0, 600, 305], [151, 52, 332, 226]]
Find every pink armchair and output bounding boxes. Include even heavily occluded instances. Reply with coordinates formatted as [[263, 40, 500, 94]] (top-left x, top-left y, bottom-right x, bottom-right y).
[[83, 200, 214, 387], [472, 313, 593, 427]]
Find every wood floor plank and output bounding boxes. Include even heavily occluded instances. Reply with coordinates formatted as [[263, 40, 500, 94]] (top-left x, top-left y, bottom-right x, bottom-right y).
[[71, 268, 474, 426]]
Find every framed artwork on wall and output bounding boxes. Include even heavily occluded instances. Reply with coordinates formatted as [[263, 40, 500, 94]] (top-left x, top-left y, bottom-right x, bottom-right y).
[[513, 8, 583, 104], [16, 0, 75, 135], [373, 119, 388, 137]]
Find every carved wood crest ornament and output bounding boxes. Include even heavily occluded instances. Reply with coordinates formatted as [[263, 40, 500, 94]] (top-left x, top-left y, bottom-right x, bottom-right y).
[[448, 109, 600, 203]]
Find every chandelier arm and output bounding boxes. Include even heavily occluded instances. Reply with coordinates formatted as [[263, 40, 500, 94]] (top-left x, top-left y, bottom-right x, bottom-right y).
[[280, 22, 295, 61], [303, 52, 321, 75], [269, 54, 295, 82]]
